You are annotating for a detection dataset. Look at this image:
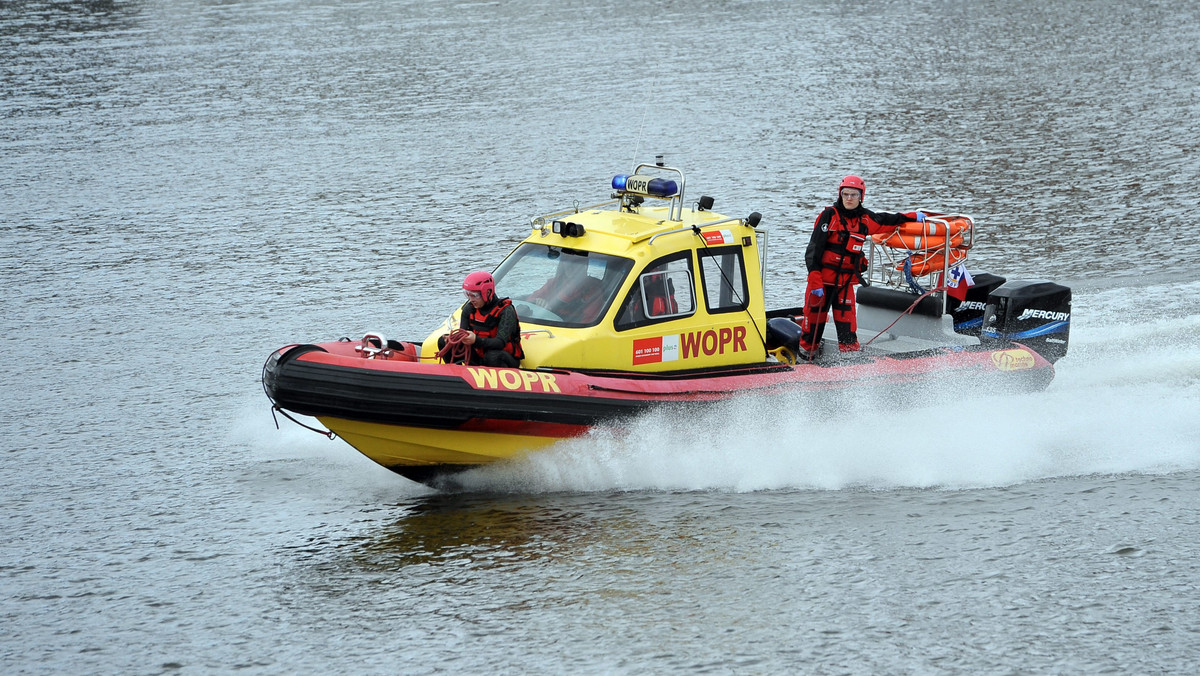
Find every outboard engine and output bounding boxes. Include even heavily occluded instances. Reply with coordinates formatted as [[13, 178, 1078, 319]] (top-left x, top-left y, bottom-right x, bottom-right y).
[[980, 281, 1071, 363], [948, 272, 1007, 337]]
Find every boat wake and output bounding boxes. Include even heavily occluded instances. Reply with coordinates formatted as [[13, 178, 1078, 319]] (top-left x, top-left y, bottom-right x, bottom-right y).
[[454, 280, 1200, 493]]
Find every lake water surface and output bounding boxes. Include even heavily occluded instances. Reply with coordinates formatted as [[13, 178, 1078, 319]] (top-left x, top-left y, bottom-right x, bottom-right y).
[[3, 0, 1200, 673]]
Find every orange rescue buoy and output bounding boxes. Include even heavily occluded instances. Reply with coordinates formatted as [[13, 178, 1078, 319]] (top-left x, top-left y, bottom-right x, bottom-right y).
[[895, 249, 968, 275], [871, 231, 965, 251], [896, 217, 971, 238]]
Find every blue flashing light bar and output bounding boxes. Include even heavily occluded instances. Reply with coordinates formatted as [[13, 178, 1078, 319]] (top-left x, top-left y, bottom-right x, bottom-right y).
[[612, 174, 679, 198]]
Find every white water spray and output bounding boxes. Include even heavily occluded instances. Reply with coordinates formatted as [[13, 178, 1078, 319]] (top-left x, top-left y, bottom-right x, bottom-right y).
[[459, 281, 1200, 493]]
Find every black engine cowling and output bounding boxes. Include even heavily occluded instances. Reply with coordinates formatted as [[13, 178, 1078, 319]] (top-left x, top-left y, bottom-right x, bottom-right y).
[[949, 272, 1007, 337], [980, 281, 1071, 363]]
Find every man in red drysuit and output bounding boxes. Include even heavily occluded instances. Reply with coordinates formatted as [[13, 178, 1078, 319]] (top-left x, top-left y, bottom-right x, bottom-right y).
[[799, 175, 925, 358]]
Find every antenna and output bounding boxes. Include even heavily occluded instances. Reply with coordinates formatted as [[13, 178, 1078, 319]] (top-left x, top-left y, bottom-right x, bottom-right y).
[[630, 109, 649, 169], [629, 80, 654, 168]]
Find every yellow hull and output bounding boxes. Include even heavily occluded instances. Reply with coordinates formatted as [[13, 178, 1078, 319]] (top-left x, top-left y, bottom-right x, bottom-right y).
[[317, 416, 568, 470]]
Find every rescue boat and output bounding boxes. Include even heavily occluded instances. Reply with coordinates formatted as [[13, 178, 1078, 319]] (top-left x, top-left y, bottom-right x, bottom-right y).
[[262, 162, 1072, 487]]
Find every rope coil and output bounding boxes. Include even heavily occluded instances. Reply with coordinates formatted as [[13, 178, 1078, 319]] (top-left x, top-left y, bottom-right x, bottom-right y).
[[433, 328, 474, 365]]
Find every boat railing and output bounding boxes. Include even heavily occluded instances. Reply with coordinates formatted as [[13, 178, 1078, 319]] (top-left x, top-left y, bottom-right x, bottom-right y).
[[530, 162, 689, 229], [646, 214, 747, 245], [865, 212, 976, 315], [531, 200, 620, 230], [628, 162, 686, 221]]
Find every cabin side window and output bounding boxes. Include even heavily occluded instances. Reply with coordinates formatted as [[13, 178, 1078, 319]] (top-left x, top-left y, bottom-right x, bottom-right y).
[[697, 246, 748, 314], [614, 255, 695, 331]]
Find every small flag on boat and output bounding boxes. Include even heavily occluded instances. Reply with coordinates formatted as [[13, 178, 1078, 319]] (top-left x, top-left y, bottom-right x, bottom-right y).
[[946, 263, 975, 301]]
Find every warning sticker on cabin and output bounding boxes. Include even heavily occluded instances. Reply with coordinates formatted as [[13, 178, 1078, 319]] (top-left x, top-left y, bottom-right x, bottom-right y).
[[702, 229, 734, 246], [632, 335, 680, 365]]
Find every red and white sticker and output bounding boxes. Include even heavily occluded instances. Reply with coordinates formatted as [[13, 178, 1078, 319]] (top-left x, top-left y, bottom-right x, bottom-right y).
[[702, 229, 734, 245], [632, 328, 747, 365], [632, 335, 680, 365]]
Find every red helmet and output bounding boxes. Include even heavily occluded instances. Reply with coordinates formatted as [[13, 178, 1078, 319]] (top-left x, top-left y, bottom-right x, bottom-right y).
[[838, 175, 866, 199], [462, 271, 495, 302]]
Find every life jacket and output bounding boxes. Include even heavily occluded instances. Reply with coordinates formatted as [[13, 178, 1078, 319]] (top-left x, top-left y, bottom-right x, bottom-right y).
[[465, 297, 525, 360], [645, 274, 678, 317], [817, 207, 869, 275]]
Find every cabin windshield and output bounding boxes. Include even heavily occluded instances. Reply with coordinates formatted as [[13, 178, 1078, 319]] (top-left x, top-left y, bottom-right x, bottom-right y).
[[494, 243, 634, 327]]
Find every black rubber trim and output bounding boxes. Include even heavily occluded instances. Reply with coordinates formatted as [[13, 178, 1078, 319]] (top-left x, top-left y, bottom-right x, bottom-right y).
[[856, 286, 943, 317], [263, 354, 652, 428]]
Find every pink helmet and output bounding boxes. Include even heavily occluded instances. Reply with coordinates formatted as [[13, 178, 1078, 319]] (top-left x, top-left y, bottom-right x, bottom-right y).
[[838, 175, 866, 199], [462, 271, 495, 302]]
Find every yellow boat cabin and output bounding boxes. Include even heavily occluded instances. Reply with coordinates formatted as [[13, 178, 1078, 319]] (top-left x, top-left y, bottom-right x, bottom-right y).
[[420, 162, 769, 372]]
